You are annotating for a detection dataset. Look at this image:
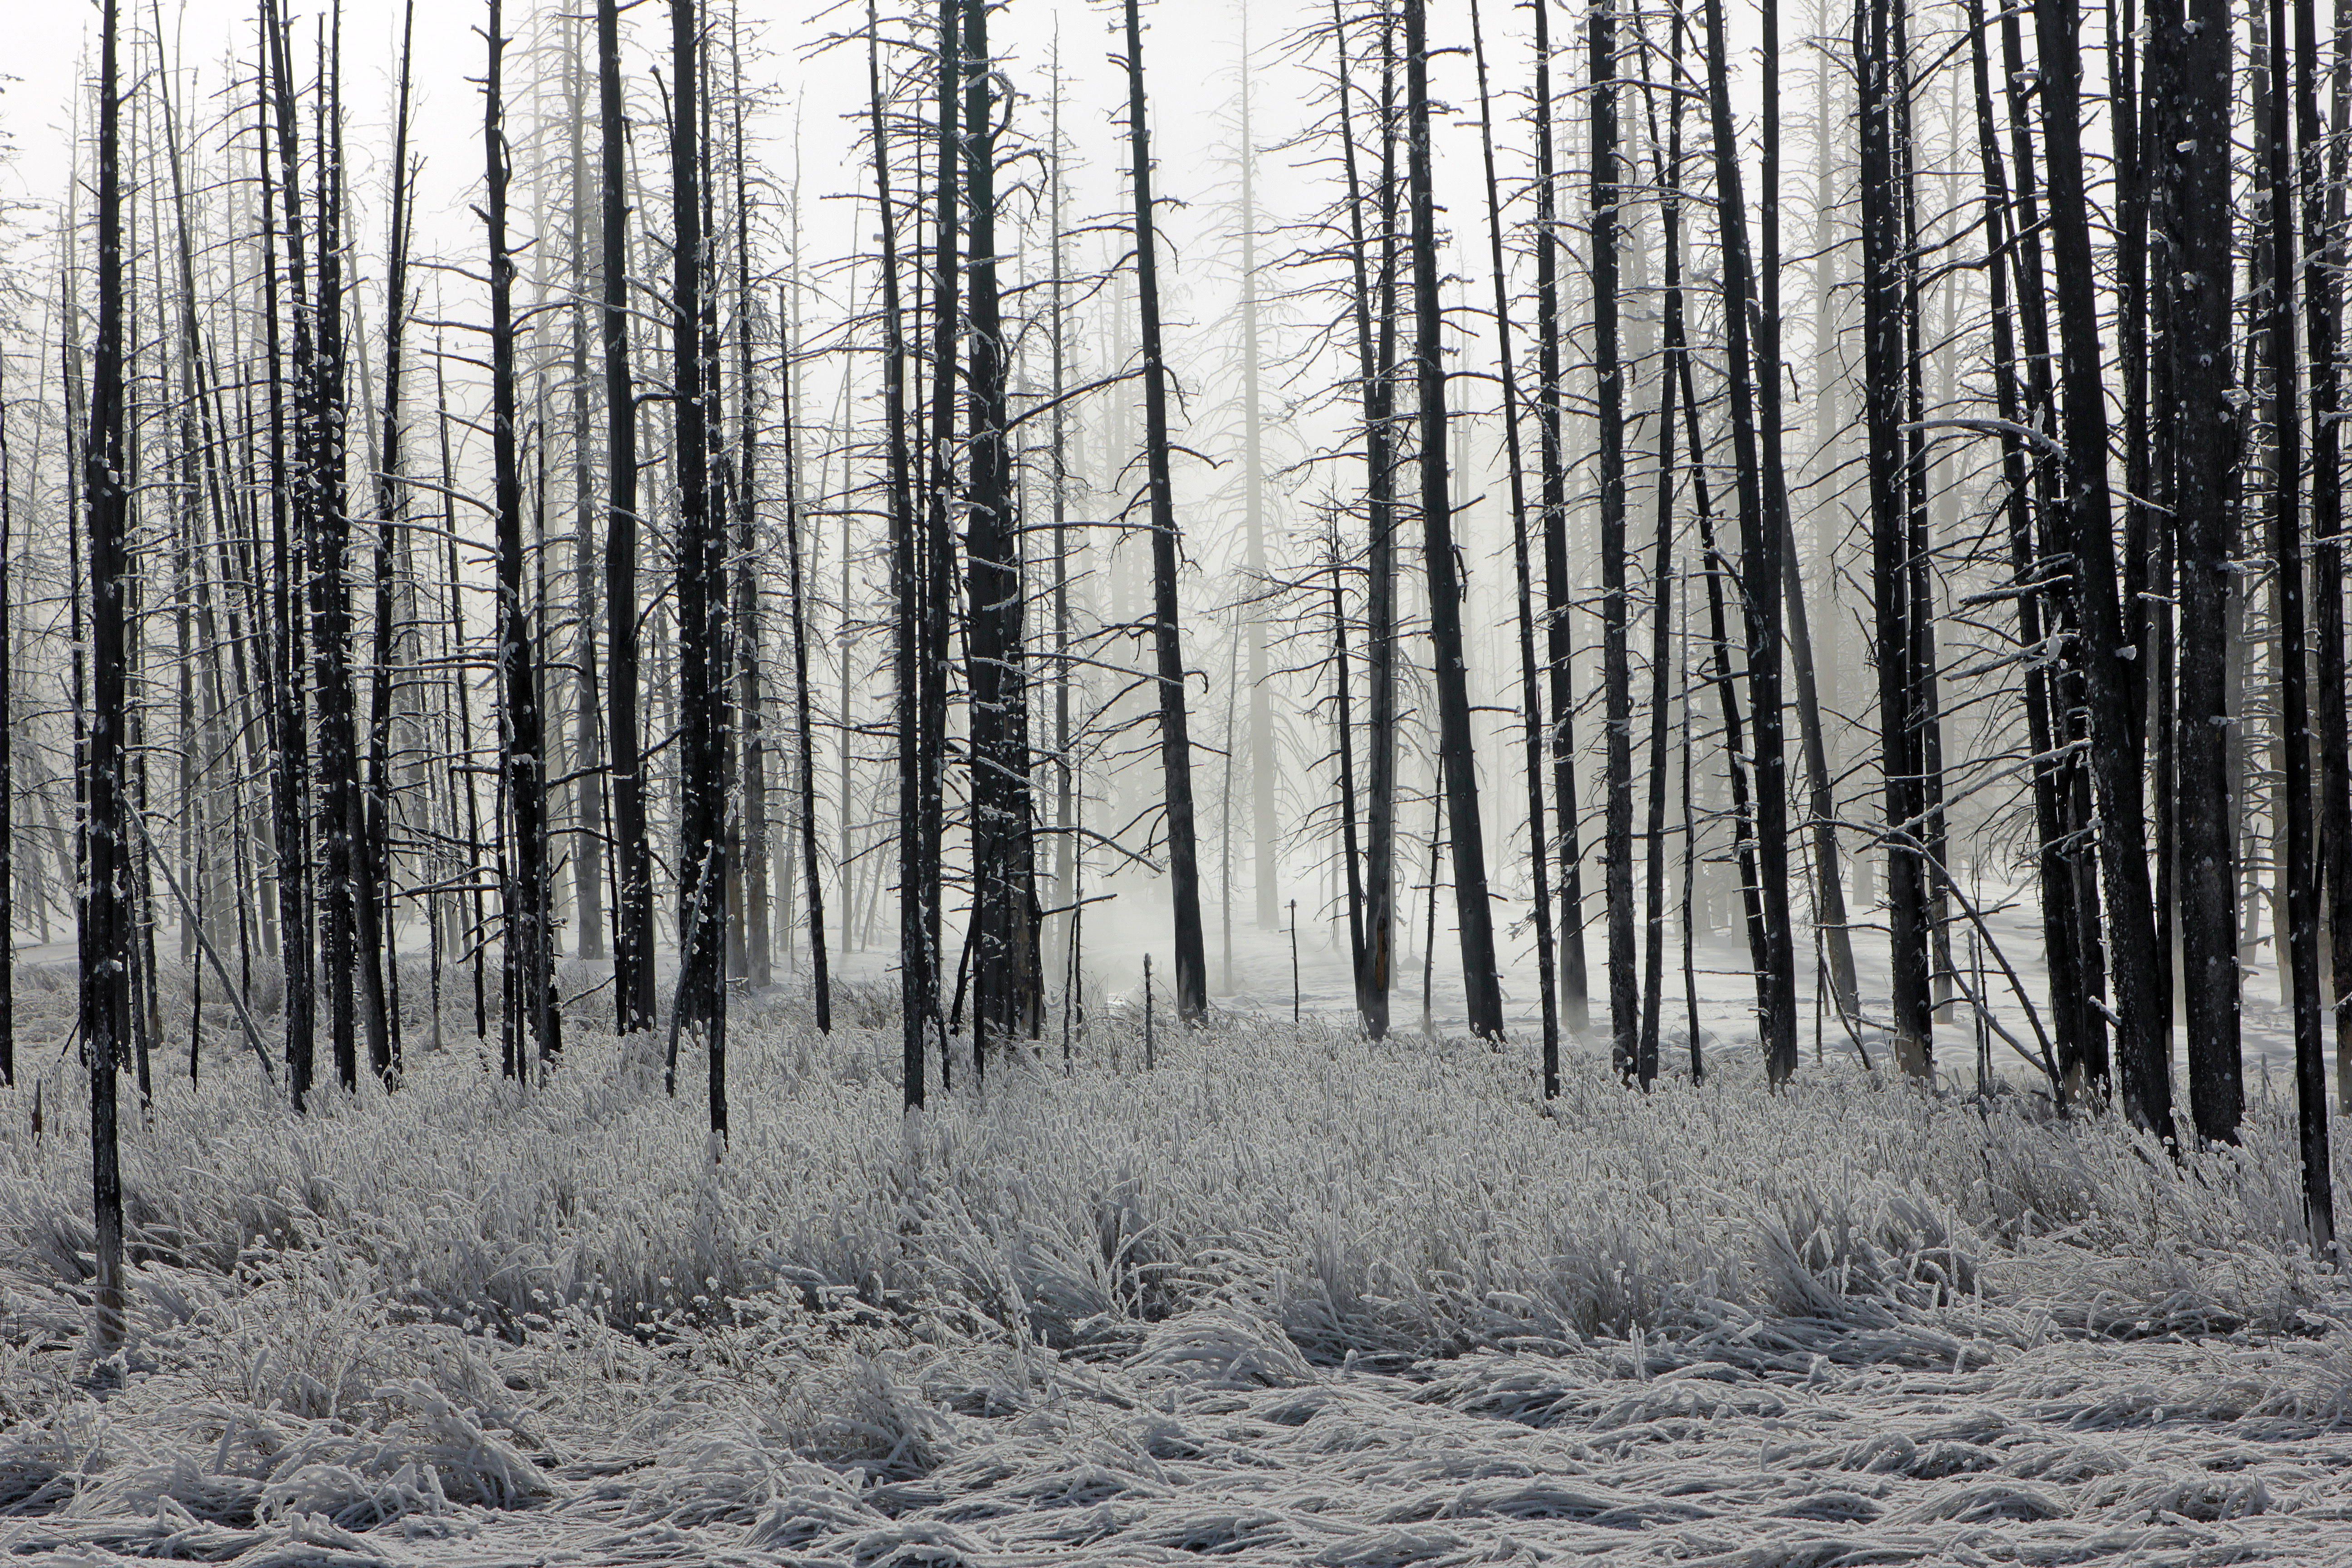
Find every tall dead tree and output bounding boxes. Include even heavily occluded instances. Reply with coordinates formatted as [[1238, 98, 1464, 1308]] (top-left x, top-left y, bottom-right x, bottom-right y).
[[1532, 0, 1589, 1036], [2296, 0, 2352, 1116], [2160, 0, 2242, 1142], [964, 0, 1035, 1061], [2035, 0, 2169, 1133], [1333, 0, 1401, 1037], [599, 0, 654, 1035], [1122, 0, 1209, 1024], [869, 0, 931, 1108], [2265, 0, 2335, 1249], [1593, 0, 1636, 1077], [670, 0, 727, 1133], [1702, 0, 1796, 1076], [1403, 0, 1504, 1039], [82, 0, 131, 1351], [486, 0, 560, 1067], [1858, 0, 1931, 1077], [1469, 0, 1560, 1093]]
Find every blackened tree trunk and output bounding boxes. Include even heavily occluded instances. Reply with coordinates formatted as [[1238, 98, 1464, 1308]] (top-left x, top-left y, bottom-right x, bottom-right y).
[[1532, 0, 1588, 1036], [965, 0, 1034, 1064], [2034, 0, 2170, 1134], [1403, 0, 1504, 1040], [260, 0, 314, 1108], [1702, 0, 1797, 1076], [1333, 0, 1400, 1038], [1122, 0, 1209, 1024], [1469, 0, 1560, 1093], [1966, 0, 2092, 1100], [82, 0, 129, 1349], [2002, 3, 2109, 1095], [2298, 0, 2352, 1115], [1858, 0, 1931, 1077], [2265, 0, 2335, 1249], [599, 0, 654, 1036], [920, 0, 958, 1087], [486, 0, 560, 1068], [781, 301, 829, 1030], [367, 1, 416, 1086], [869, 0, 929, 1108], [1593, 0, 1636, 1078], [1638, 36, 1688, 1088], [2161, 0, 2242, 1142], [670, 0, 726, 1132]]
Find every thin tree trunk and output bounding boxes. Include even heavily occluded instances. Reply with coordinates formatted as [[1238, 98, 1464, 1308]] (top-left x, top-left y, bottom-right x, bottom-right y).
[[82, 0, 130, 1351], [1967, 0, 2090, 1100], [486, 0, 560, 1068], [1702, 0, 1797, 1076], [598, 0, 652, 1034], [869, 0, 928, 1108], [2299, 0, 2352, 1114], [1122, 0, 1209, 1024], [2035, 0, 2169, 1133], [1593, 0, 1636, 1078], [781, 299, 829, 1029], [1859, 0, 1931, 1077], [1333, 0, 1399, 1038], [1470, 0, 1560, 1091], [1404, 0, 1504, 1040], [2264, 0, 2335, 1249], [1532, 0, 1589, 1037]]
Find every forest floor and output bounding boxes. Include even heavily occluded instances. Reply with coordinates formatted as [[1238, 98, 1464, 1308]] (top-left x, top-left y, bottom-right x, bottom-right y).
[[2, 916, 2350, 1564]]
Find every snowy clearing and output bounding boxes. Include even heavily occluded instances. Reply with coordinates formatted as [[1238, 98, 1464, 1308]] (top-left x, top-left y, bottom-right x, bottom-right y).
[[4, 965, 2350, 1564]]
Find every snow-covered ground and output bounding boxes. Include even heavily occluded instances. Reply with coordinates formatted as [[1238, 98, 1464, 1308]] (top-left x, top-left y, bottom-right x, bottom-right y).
[[2, 937, 2349, 1564]]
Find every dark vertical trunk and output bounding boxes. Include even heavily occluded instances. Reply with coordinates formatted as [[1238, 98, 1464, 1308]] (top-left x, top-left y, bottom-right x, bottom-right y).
[[1470, 0, 1560, 1091], [1702, 0, 1796, 1075], [486, 0, 560, 1068], [567, 11, 607, 970], [1333, 0, 1399, 1038], [367, 2, 415, 1085], [2266, 0, 2335, 1249], [1593, 0, 1636, 1077], [781, 299, 829, 1029], [260, 0, 314, 1107], [82, 0, 129, 1350], [1754, 0, 1802, 1085], [1532, 0, 1590, 1037], [1859, 0, 1930, 1076], [1967, 0, 2090, 1099], [2158, 0, 2240, 1142], [2301, 0, 2352, 1115], [2035, 0, 2169, 1133], [669, 0, 725, 1132], [1403, 0, 1505, 1039], [599, 0, 653, 1035], [965, 0, 1033, 1063], [2000, 3, 2109, 1094], [1121, 0, 1209, 1024], [921, 0, 957, 1088], [868, 0, 927, 1108], [1638, 39, 1684, 1088]]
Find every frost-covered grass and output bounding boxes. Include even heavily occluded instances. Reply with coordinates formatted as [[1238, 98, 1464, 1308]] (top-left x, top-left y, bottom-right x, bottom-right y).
[[2, 962, 2349, 1563]]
